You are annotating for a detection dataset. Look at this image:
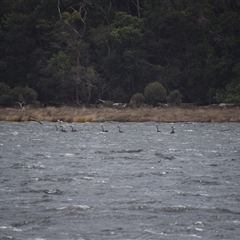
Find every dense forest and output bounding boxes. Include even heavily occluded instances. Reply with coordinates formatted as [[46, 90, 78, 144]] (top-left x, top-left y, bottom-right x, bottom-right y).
[[0, 0, 240, 107]]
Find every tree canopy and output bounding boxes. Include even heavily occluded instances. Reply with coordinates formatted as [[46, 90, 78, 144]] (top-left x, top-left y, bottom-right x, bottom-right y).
[[1, 0, 240, 107]]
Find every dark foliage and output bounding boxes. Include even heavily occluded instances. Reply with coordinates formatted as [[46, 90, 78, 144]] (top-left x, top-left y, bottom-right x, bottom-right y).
[[1, 0, 240, 106]]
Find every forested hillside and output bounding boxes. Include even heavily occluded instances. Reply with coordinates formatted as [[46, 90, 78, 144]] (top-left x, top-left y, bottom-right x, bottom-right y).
[[0, 0, 240, 107]]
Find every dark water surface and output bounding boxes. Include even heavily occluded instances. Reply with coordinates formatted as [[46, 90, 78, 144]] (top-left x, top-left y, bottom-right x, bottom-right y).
[[0, 121, 240, 240]]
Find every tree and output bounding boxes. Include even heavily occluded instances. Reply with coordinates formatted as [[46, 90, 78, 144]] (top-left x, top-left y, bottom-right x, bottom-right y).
[[105, 12, 144, 100], [167, 90, 182, 106], [0, 82, 12, 106], [215, 77, 240, 103], [144, 82, 167, 106], [1, 0, 240, 106], [130, 92, 145, 107], [11, 86, 38, 105]]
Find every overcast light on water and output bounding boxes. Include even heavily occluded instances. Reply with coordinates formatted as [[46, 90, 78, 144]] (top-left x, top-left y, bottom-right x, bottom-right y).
[[0, 121, 240, 240]]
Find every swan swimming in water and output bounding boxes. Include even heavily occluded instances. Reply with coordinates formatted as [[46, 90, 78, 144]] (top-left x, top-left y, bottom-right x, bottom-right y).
[[55, 125, 58, 131], [60, 126, 67, 132], [156, 125, 161, 132], [170, 126, 175, 134], [70, 126, 77, 132], [101, 126, 108, 132], [117, 126, 123, 133]]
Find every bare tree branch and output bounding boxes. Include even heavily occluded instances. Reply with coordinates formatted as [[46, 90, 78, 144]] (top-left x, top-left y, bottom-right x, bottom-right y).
[[79, 4, 87, 36], [130, 0, 141, 18], [17, 101, 26, 110], [94, 3, 110, 25], [58, 0, 62, 19]]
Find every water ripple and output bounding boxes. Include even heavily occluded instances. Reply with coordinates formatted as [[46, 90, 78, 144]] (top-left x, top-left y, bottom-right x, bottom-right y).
[[1, 121, 240, 240]]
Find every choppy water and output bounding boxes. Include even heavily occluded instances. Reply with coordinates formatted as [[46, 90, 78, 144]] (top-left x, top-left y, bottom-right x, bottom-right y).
[[0, 121, 240, 240]]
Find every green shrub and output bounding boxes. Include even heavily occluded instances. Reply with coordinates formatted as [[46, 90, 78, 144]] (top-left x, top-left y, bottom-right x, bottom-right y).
[[103, 100, 114, 107], [167, 90, 182, 106], [130, 93, 145, 107], [11, 86, 38, 103], [215, 78, 240, 103], [144, 82, 166, 106]]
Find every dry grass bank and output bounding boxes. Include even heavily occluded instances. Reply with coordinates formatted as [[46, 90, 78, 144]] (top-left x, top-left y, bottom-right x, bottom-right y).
[[0, 106, 240, 123], [0, 107, 240, 122]]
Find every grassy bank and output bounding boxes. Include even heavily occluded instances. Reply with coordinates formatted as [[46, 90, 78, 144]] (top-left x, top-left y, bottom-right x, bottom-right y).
[[1, 106, 240, 123]]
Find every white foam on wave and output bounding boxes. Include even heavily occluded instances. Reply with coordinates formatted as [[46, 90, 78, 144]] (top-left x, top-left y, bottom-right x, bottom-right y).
[[187, 234, 202, 238], [56, 206, 68, 210], [0, 133, 8, 136], [232, 220, 240, 224], [12, 227, 23, 232], [31, 177, 39, 181], [186, 148, 197, 151], [0, 226, 8, 229], [195, 153, 204, 156], [194, 221, 204, 225], [209, 150, 217, 153], [0, 225, 22, 232], [143, 228, 158, 235], [31, 138, 42, 141], [72, 204, 90, 210], [160, 230, 201, 239], [64, 153, 74, 157], [56, 204, 90, 210], [29, 238, 47, 240], [168, 148, 179, 151], [83, 176, 94, 180]]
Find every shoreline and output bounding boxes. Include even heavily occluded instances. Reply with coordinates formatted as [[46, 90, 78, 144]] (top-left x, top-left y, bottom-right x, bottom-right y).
[[1, 106, 240, 123]]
